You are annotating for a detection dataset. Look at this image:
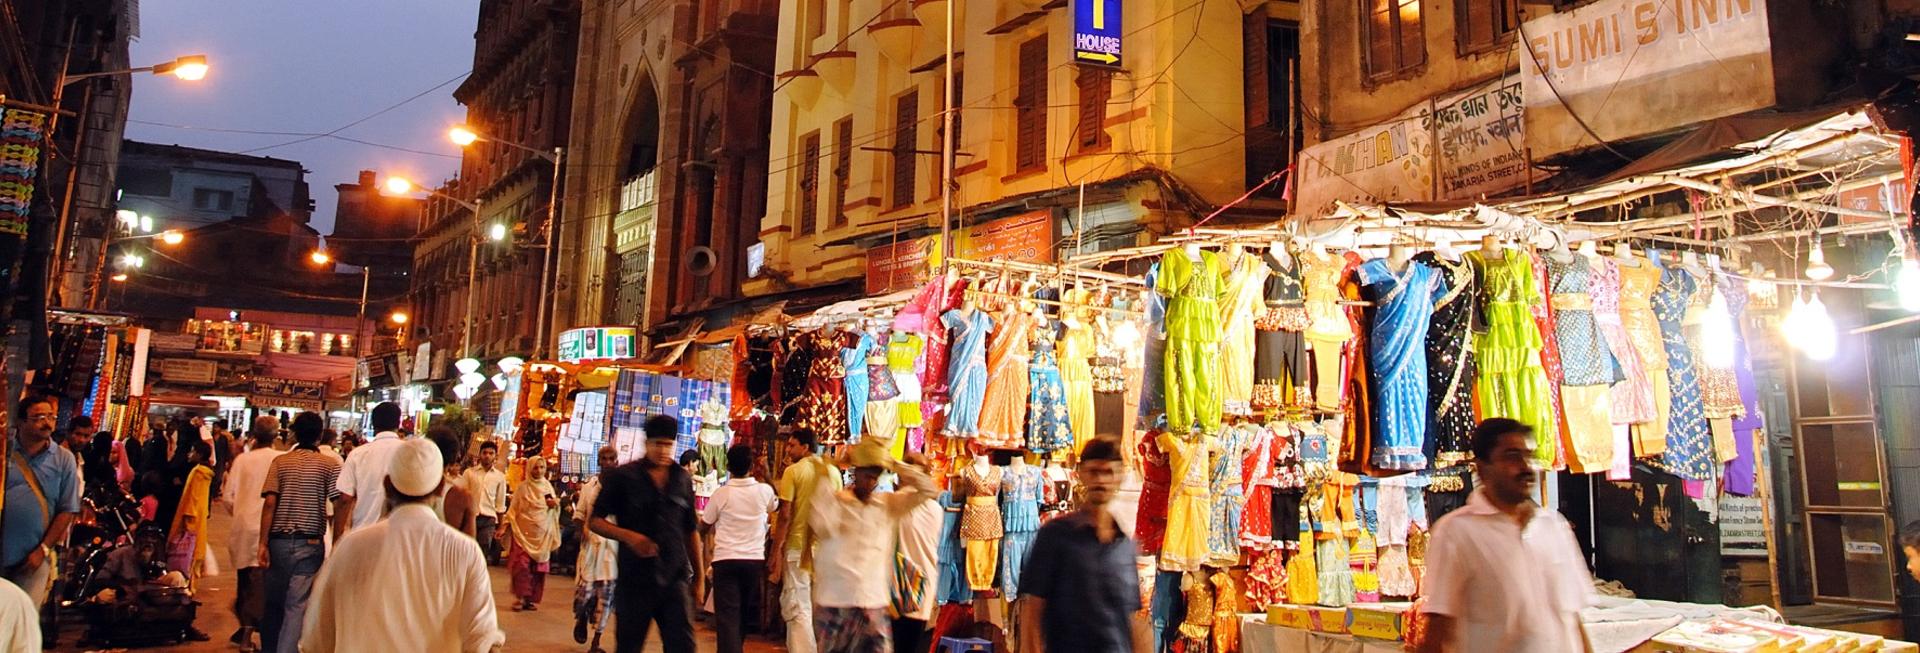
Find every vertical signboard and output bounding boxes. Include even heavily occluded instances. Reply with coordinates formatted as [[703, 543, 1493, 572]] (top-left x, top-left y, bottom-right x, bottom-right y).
[[1072, 0, 1123, 67]]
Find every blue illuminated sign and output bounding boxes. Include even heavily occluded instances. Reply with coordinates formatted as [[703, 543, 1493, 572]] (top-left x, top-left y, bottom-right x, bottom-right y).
[[1072, 0, 1122, 67]]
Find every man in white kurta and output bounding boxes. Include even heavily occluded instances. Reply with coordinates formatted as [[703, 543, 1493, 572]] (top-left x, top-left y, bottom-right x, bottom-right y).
[[300, 439, 503, 653], [220, 416, 283, 648]]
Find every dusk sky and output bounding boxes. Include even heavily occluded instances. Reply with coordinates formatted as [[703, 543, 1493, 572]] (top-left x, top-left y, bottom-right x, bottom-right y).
[[125, 1, 478, 235]]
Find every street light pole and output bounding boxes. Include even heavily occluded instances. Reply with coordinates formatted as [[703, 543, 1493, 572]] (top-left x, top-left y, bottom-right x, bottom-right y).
[[534, 146, 563, 360], [465, 226, 479, 359]]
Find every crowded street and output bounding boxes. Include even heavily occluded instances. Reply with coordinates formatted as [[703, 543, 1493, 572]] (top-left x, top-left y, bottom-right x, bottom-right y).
[[12, 0, 1920, 652]]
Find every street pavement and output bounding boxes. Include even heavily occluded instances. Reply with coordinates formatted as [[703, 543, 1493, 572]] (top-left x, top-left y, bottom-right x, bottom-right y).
[[51, 499, 782, 652]]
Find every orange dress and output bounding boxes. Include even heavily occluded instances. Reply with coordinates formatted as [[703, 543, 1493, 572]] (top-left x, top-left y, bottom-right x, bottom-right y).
[[975, 308, 1033, 449]]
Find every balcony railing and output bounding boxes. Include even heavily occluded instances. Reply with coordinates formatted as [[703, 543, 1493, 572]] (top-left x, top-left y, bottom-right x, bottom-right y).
[[619, 168, 658, 213]]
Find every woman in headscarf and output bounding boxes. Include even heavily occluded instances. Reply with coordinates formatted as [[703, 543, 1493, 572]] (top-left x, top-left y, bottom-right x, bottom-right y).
[[507, 455, 561, 611], [168, 439, 218, 594]]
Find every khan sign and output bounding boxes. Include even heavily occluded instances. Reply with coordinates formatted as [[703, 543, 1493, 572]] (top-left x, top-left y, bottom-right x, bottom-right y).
[[1072, 0, 1123, 67], [1520, 0, 1773, 158]]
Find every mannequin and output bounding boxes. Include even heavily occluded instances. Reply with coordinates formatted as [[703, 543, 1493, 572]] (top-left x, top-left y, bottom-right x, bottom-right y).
[[1577, 239, 1600, 259], [1269, 239, 1292, 269], [1550, 231, 1573, 258], [1433, 238, 1460, 261], [1186, 242, 1205, 263], [1681, 249, 1701, 269], [1310, 240, 1329, 257], [1614, 241, 1638, 262], [972, 451, 993, 476]]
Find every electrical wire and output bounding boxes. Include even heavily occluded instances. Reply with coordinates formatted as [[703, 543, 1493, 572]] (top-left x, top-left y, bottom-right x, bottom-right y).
[[236, 70, 472, 155]]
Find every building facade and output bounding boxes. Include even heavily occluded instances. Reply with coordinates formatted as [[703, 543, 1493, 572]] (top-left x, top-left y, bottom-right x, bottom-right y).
[[330, 169, 423, 271], [752, 0, 1268, 301], [557, 0, 779, 338], [418, 0, 580, 367]]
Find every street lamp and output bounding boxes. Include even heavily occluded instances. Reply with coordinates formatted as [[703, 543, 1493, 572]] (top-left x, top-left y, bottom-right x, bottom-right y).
[[447, 124, 564, 360], [389, 311, 410, 325], [308, 249, 377, 392], [61, 54, 211, 85], [382, 175, 490, 360], [309, 249, 332, 266]]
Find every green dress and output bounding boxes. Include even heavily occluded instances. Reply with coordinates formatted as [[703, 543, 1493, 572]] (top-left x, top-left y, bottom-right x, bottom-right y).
[[1467, 249, 1557, 464], [1157, 249, 1227, 432]]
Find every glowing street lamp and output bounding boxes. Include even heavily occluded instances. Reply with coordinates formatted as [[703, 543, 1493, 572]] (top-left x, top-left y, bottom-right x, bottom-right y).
[[448, 125, 480, 147], [158, 229, 184, 245], [445, 124, 565, 359], [389, 311, 410, 325], [309, 249, 332, 266]]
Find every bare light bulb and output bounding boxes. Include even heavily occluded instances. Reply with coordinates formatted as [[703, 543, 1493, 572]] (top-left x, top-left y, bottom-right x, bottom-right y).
[[1805, 240, 1834, 281], [1899, 256, 1920, 312], [1703, 289, 1736, 369], [1801, 293, 1837, 362]]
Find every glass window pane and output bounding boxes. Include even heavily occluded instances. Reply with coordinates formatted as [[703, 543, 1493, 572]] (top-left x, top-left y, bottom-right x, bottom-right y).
[[1367, 8, 1395, 75], [1398, 0, 1424, 68], [1798, 422, 1884, 509], [1808, 513, 1895, 603]]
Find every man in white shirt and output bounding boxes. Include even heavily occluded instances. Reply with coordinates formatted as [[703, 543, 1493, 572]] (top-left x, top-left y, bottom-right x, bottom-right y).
[[808, 442, 935, 653], [572, 446, 619, 652], [334, 402, 409, 534], [301, 438, 504, 653], [463, 440, 508, 565], [1419, 418, 1594, 653], [702, 444, 778, 653], [0, 577, 39, 653], [220, 416, 283, 650], [892, 455, 942, 653]]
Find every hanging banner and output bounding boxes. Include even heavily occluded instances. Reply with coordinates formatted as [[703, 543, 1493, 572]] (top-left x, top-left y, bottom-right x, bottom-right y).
[[0, 109, 49, 236], [1520, 0, 1774, 158], [1072, 0, 1124, 67], [1433, 76, 1541, 200], [557, 326, 638, 363], [154, 358, 218, 386]]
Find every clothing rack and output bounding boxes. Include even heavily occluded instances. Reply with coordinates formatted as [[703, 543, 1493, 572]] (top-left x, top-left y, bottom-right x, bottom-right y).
[[961, 288, 1147, 317]]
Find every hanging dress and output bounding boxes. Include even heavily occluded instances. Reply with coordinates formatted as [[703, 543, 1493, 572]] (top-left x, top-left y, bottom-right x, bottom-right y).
[[1057, 301, 1097, 452], [1090, 318, 1129, 440], [887, 333, 925, 454], [1140, 263, 1170, 422], [1158, 430, 1213, 572], [1239, 424, 1279, 550], [1590, 257, 1655, 479], [1688, 265, 1743, 464], [1416, 252, 1476, 468], [1136, 428, 1173, 555], [1616, 257, 1669, 457], [1220, 248, 1270, 416], [1157, 250, 1227, 432], [1650, 257, 1714, 480], [1209, 425, 1250, 566], [1720, 276, 1763, 496], [864, 332, 902, 452], [958, 464, 1005, 591], [1255, 251, 1310, 413], [843, 332, 874, 442], [1027, 319, 1073, 454], [1529, 253, 1569, 469], [977, 307, 1034, 449], [1303, 249, 1355, 412], [799, 330, 852, 443], [1357, 257, 1442, 471], [1546, 252, 1620, 473], [1467, 249, 1557, 465], [941, 308, 993, 438], [999, 463, 1044, 595], [935, 491, 972, 604]]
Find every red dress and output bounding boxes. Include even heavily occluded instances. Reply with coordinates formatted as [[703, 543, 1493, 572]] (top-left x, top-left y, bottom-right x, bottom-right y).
[[1238, 424, 1277, 549], [1135, 428, 1172, 555]]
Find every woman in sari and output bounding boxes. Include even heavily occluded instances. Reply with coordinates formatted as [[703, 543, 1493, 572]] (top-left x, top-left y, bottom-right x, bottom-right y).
[[507, 455, 561, 611], [168, 440, 218, 593]]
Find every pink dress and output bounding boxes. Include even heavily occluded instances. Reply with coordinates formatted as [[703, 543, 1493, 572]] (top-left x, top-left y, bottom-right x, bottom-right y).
[[1590, 259, 1656, 478]]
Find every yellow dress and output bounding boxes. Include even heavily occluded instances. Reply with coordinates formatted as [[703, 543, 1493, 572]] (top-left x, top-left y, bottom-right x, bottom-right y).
[[1158, 431, 1213, 572], [1219, 248, 1269, 416], [1617, 260, 1669, 456], [1284, 532, 1318, 605], [1302, 250, 1353, 411], [168, 464, 215, 592], [1212, 571, 1244, 653], [1059, 315, 1096, 453]]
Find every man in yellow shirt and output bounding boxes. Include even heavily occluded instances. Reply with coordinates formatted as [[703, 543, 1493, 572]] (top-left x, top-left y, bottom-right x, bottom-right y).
[[768, 429, 840, 653]]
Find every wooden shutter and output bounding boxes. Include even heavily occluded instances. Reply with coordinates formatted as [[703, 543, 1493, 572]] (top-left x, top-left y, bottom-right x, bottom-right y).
[[833, 117, 852, 226], [798, 131, 820, 235], [1016, 35, 1048, 172], [1244, 13, 1270, 129], [892, 91, 919, 209], [1075, 68, 1111, 150]]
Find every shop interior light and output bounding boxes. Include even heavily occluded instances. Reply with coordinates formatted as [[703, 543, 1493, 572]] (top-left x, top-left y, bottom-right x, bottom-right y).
[[490, 373, 508, 390], [451, 384, 478, 400], [1800, 293, 1837, 361], [460, 372, 487, 387], [497, 356, 525, 373], [1114, 320, 1142, 350], [1804, 239, 1834, 281], [115, 209, 138, 227], [138, 215, 154, 233], [1781, 292, 1809, 348], [1899, 255, 1920, 312], [455, 357, 482, 374]]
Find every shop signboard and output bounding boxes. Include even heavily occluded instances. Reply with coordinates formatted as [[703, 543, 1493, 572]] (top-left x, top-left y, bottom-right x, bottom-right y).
[[1293, 102, 1435, 217], [957, 210, 1054, 264], [1072, 0, 1123, 67], [1718, 495, 1767, 557], [251, 376, 326, 412], [1433, 76, 1541, 201], [864, 235, 942, 295], [1520, 0, 1774, 158], [557, 326, 638, 363], [154, 358, 218, 386]]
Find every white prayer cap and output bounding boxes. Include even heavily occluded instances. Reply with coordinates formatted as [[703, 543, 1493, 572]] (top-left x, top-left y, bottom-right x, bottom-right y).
[[389, 438, 445, 496]]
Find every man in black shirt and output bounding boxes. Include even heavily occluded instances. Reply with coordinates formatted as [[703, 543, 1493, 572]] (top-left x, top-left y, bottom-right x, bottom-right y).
[[590, 415, 704, 653], [1018, 437, 1140, 653]]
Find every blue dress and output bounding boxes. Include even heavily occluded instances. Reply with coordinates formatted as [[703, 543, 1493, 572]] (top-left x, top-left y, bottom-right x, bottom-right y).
[[842, 332, 873, 442], [1357, 258, 1442, 471], [1027, 320, 1073, 453], [936, 491, 972, 604], [998, 464, 1044, 595], [943, 309, 993, 437], [1208, 425, 1250, 565], [1139, 263, 1168, 420], [1650, 255, 1714, 480]]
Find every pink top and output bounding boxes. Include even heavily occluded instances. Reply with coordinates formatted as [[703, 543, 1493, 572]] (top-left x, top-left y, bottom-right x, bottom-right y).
[[1421, 490, 1593, 652]]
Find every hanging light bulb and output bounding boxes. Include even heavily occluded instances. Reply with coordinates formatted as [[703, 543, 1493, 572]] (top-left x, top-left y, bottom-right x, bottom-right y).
[[1801, 292, 1837, 361], [1898, 254, 1920, 312], [1805, 238, 1834, 281], [1781, 291, 1809, 348], [455, 357, 482, 375], [452, 384, 478, 401], [1702, 289, 1737, 369], [1114, 320, 1142, 349], [460, 372, 487, 387]]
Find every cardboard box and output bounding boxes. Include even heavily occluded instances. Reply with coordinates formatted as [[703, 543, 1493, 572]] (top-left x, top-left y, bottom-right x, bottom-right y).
[[1346, 603, 1414, 642], [1308, 606, 1350, 634], [1265, 604, 1313, 631]]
